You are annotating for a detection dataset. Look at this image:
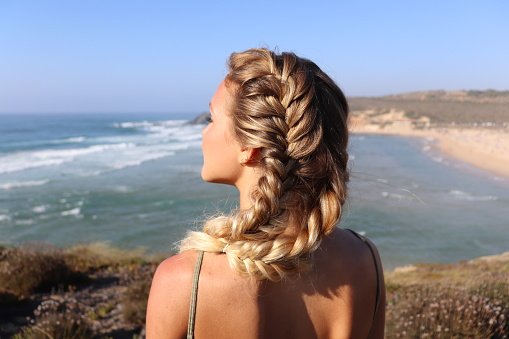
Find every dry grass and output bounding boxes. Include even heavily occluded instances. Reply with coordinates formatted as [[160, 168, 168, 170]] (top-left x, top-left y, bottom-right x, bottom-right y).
[[386, 254, 509, 338], [3, 242, 508, 338], [120, 263, 157, 326], [64, 242, 148, 272], [1, 243, 156, 338], [0, 244, 88, 298], [0, 242, 152, 299], [12, 297, 94, 339]]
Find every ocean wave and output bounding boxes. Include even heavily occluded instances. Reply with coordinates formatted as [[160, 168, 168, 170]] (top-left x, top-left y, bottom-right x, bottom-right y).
[[114, 119, 203, 143], [381, 191, 414, 201], [0, 143, 135, 174], [61, 207, 81, 217], [0, 180, 49, 190], [173, 133, 202, 142], [0, 214, 11, 222], [50, 136, 86, 144], [113, 120, 187, 129], [112, 185, 133, 193], [449, 190, 498, 202], [32, 205, 47, 213], [109, 151, 176, 170]]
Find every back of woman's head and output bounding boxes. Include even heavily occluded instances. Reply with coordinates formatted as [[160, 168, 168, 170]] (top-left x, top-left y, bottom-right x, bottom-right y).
[[180, 48, 349, 281]]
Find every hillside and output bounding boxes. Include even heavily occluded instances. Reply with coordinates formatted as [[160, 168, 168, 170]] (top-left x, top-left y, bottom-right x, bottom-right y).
[[349, 90, 509, 125], [1, 243, 508, 338]]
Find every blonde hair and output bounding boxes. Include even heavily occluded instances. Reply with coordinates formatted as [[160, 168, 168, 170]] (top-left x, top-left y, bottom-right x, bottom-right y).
[[180, 48, 349, 281]]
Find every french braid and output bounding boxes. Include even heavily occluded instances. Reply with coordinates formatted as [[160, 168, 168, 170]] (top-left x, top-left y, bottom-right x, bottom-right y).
[[180, 48, 349, 281]]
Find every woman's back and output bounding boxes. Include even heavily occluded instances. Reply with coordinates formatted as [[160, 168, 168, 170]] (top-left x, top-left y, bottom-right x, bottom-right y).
[[147, 48, 385, 338], [147, 228, 385, 338]]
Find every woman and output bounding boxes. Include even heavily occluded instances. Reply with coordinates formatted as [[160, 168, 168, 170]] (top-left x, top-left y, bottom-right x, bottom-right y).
[[147, 48, 385, 338]]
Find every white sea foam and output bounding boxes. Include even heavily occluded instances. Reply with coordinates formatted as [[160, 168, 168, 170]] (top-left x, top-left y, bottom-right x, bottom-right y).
[[0, 143, 135, 174], [449, 190, 498, 202], [76, 170, 104, 177], [381, 191, 412, 200], [0, 214, 11, 222], [32, 205, 47, 213], [0, 119, 201, 176], [109, 151, 176, 170], [376, 178, 389, 183], [0, 180, 49, 190], [114, 119, 202, 144], [50, 136, 86, 144], [173, 133, 202, 142], [114, 120, 186, 130], [61, 207, 81, 216], [113, 185, 133, 193]]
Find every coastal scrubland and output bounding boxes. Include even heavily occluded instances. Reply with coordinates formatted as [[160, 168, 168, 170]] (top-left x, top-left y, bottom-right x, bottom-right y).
[[1, 243, 507, 338]]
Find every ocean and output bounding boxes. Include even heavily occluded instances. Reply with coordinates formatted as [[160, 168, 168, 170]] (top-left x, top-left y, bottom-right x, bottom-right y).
[[1, 113, 508, 269]]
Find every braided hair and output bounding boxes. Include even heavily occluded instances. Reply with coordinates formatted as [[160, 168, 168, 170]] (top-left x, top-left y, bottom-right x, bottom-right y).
[[180, 48, 349, 281]]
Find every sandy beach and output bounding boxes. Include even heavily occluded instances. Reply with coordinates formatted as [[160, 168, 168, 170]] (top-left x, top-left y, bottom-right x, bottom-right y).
[[349, 108, 509, 178]]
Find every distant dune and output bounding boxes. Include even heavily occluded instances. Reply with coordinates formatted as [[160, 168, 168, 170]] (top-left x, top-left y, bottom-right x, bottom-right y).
[[349, 89, 509, 125]]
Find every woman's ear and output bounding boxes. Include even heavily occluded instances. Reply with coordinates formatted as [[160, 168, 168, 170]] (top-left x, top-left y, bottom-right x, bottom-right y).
[[239, 147, 260, 166]]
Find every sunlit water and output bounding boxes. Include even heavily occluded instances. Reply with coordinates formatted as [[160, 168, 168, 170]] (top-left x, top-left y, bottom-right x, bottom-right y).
[[1, 113, 508, 269]]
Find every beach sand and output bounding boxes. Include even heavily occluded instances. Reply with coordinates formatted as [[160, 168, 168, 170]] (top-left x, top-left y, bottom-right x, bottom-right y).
[[349, 109, 509, 178]]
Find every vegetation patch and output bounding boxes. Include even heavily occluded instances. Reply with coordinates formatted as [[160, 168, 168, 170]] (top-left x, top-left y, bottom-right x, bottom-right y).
[[2, 243, 508, 338], [0, 244, 88, 298], [386, 254, 509, 338]]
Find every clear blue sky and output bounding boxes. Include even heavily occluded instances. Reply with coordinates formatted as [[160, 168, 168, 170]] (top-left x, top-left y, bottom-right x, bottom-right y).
[[1, 0, 508, 114]]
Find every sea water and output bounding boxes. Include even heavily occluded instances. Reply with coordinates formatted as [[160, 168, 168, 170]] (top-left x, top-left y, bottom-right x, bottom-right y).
[[1, 113, 508, 269]]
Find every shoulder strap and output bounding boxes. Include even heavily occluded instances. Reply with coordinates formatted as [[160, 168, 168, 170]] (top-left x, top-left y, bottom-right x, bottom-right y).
[[344, 228, 381, 323], [187, 250, 204, 339]]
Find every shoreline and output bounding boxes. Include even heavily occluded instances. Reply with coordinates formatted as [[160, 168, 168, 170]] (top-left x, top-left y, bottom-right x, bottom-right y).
[[349, 112, 509, 179]]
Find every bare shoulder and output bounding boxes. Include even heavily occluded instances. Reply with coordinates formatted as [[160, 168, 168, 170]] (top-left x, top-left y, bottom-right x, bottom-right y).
[[318, 227, 386, 338], [146, 250, 200, 339], [319, 228, 381, 273], [327, 227, 384, 294]]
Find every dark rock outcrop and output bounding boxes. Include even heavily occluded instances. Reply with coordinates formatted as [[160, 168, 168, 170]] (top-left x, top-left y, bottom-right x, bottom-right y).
[[187, 112, 211, 125]]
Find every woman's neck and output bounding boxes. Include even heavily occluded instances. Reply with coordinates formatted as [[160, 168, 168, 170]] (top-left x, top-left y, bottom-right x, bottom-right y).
[[235, 166, 262, 210]]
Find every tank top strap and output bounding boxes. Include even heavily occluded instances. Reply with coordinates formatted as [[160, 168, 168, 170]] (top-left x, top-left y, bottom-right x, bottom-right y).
[[187, 250, 204, 339], [344, 228, 382, 323]]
